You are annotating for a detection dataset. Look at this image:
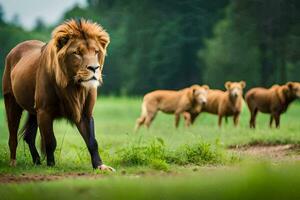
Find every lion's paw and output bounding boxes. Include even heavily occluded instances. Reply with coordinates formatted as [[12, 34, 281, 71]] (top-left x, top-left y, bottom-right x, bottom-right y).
[[97, 164, 116, 172], [9, 159, 16, 167]]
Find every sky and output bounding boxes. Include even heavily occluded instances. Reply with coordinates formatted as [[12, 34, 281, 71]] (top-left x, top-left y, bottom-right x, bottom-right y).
[[0, 0, 87, 30]]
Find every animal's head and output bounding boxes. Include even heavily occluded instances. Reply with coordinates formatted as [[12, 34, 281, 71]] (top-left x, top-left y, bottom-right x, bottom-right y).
[[44, 19, 110, 89], [191, 84, 209, 106], [285, 82, 300, 98], [225, 81, 246, 99]]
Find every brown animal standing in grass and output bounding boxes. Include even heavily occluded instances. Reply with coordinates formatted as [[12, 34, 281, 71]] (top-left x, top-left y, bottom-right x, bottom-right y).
[[135, 85, 209, 131], [2, 19, 114, 171], [184, 81, 246, 127], [245, 82, 300, 128]]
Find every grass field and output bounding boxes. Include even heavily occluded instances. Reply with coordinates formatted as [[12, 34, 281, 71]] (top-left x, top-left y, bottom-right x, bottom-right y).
[[1, 97, 300, 199]]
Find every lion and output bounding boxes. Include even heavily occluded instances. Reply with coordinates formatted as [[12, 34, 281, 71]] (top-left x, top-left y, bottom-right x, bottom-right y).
[[134, 85, 209, 131], [2, 19, 114, 171], [184, 81, 246, 127], [245, 82, 300, 128]]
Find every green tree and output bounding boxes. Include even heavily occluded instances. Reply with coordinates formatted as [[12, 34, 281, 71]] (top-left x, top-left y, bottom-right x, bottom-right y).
[[201, 0, 300, 89]]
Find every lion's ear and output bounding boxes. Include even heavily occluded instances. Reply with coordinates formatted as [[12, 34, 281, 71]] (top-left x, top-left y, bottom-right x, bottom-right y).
[[240, 81, 246, 88], [225, 81, 231, 90], [202, 85, 210, 90], [287, 82, 294, 90], [190, 85, 199, 94], [56, 36, 69, 51]]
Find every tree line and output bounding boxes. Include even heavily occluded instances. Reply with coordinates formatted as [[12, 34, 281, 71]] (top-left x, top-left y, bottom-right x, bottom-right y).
[[0, 0, 299, 96]]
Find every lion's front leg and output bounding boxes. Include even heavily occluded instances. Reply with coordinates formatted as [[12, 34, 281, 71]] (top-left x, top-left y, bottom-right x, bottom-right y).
[[76, 115, 115, 171], [183, 112, 191, 127], [174, 111, 182, 128]]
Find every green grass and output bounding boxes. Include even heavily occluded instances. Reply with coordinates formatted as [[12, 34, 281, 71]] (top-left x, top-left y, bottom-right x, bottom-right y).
[[1, 97, 300, 198], [2, 164, 300, 200], [1, 97, 300, 172]]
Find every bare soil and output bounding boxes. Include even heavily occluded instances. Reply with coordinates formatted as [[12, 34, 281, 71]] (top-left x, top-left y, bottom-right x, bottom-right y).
[[230, 144, 300, 161], [0, 172, 103, 184]]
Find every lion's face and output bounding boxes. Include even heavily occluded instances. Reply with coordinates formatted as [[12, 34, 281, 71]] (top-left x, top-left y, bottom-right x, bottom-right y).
[[64, 38, 104, 89], [225, 81, 246, 99], [48, 19, 110, 89], [192, 85, 209, 106], [287, 82, 300, 98]]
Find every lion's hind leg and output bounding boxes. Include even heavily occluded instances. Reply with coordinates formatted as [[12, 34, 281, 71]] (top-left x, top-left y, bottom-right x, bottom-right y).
[[23, 114, 41, 165], [144, 112, 156, 129], [135, 116, 146, 132], [4, 93, 23, 167], [135, 101, 152, 131]]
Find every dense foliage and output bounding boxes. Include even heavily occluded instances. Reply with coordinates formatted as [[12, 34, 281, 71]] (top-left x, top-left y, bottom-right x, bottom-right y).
[[0, 0, 299, 95], [201, 0, 300, 88]]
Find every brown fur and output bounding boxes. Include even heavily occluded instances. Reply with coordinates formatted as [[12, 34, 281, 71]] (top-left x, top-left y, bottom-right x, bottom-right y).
[[245, 82, 300, 128], [2, 19, 112, 169], [184, 81, 246, 127], [135, 85, 209, 131]]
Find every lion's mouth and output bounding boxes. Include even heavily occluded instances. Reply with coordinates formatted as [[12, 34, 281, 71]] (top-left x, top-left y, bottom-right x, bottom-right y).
[[78, 76, 97, 83]]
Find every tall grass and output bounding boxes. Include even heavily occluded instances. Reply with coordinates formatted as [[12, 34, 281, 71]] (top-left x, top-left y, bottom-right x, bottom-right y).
[[112, 138, 233, 170]]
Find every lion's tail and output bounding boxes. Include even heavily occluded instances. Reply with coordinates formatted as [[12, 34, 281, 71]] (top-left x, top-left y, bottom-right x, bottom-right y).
[[141, 101, 148, 118], [18, 114, 46, 156], [134, 101, 147, 132]]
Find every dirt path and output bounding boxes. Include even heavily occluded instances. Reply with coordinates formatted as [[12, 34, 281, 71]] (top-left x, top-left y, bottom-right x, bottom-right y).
[[230, 144, 300, 161], [0, 172, 104, 184]]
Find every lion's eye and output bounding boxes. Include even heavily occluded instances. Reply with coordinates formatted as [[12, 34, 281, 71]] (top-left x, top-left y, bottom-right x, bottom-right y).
[[95, 50, 100, 55], [73, 50, 80, 55]]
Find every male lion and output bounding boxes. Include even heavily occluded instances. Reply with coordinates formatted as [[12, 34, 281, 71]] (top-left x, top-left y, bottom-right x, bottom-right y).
[[135, 85, 209, 131], [2, 19, 114, 171], [245, 82, 300, 128], [184, 81, 246, 127]]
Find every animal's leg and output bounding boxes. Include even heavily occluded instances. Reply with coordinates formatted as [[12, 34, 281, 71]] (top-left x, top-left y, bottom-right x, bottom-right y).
[[233, 114, 240, 126], [190, 113, 199, 125], [134, 116, 146, 132], [183, 112, 191, 127], [250, 108, 258, 128], [4, 94, 23, 167], [218, 115, 223, 127], [269, 116, 274, 128], [174, 112, 181, 128], [76, 116, 114, 171], [23, 114, 40, 164], [37, 110, 56, 166], [134, 102, 148, 132], [274, 113, 280, 128], [249, 111, 254, 128], [145, 112, 156, 129]]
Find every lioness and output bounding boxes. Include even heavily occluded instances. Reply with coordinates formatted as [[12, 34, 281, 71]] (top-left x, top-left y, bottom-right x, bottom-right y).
[[245, 82, 300, 128], [135, 85, 209, 131], [184, 81, 246, 127], [2, 19, 114, 171]]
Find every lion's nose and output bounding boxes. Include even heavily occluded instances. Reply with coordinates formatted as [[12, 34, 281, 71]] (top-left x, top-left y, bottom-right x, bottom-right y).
[[87, 65, 100, 73]]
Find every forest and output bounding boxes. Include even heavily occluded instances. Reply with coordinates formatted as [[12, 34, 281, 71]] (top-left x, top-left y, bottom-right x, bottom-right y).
[[0, 0, 299, 95]]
